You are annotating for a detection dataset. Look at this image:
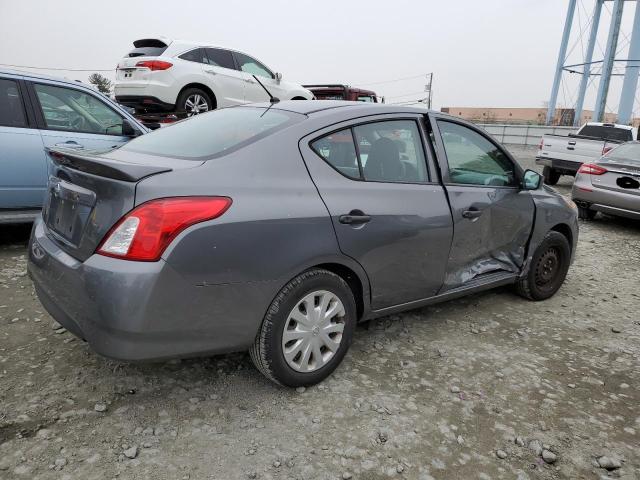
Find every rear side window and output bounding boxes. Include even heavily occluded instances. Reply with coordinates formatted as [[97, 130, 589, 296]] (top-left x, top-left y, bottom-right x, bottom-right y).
[[0, 79, 27, 128], [311, 129, 359, 179], [579, 125, 633, 142], [120, 107, 302, 160], [205, 48, 236, 69], [311, 120, 429, 183], [179, 48, 207, 64]]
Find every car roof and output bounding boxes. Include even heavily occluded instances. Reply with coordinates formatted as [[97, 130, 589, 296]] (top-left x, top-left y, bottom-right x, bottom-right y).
[[244, 100, 432, 116], [0, 68, 94, 89]]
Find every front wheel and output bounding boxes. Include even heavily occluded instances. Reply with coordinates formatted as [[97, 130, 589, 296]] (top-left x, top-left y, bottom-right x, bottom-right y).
[[515, 231, 571, 301], [250, 269, 357, 387], [542, 166, 560, 185]]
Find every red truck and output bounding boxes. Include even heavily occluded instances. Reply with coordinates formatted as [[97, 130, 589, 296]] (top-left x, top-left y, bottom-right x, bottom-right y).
[[303, 84, 383, 103]]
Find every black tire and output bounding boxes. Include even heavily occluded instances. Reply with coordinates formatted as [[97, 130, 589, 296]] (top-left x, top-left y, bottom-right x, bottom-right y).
[[578, 205, 597, 220], [250, 269, 357, 387], [542, 166, 560, 185], [175, 88, 212, 116], [515, 231, 571, 301]]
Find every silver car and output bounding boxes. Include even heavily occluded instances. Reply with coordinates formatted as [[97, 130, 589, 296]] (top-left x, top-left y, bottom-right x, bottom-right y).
[[28, 102, 578, 387], [572, 141, 640, 220]]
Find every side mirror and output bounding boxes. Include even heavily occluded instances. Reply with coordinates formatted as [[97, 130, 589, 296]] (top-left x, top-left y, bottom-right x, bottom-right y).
[[522, 169, 542, 190], [275, 72, 283, 83], [122, 119, 140, 138]]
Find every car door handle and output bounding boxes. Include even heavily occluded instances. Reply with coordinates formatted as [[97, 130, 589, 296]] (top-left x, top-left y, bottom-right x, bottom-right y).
[[568, 141, 576, 145], [204, 69, 217, 75], [244, 78, 255, 83], [339, 213, 371, 225], [462, 209, 482, 219], [54, 141, 84, 149]]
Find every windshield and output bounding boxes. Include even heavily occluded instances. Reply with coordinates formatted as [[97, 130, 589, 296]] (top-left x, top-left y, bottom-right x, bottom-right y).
[[601, 142, 640, 165], [120, 107, 303, 160], [579, 125, 633, 142]]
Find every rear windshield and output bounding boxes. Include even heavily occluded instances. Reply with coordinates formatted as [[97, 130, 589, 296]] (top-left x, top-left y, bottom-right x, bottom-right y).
[[127, 47, 167, 58], [127, 39, 168, 58], [578, 125, 633, 142], [601, 143, 640, 165], [120, 107, 303, 160]]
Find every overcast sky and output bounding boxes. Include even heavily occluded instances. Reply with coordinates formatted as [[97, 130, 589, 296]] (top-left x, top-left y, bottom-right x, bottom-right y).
[[0, 0, 637, 113]]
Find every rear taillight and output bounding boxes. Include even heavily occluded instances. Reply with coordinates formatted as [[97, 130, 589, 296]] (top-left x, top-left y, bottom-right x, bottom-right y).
[[135, 60, 173, 71], [538, 138, 544, 150], [97, 197, 232, 261], [577, 163, 608, 175]]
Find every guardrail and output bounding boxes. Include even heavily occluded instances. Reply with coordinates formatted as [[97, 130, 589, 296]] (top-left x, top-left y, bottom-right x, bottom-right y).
[[476, 124, 578, 146]]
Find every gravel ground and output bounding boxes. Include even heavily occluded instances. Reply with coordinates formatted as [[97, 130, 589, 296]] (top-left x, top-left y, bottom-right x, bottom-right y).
[[1, 147, 639, 480]]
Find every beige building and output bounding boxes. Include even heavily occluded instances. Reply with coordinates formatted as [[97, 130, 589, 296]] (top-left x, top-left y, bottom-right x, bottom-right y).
[[440, 107, 630, 126]]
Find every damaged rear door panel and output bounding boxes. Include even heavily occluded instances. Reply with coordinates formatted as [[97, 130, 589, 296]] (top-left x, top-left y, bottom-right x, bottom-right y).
[[428, 115, 536, 291]]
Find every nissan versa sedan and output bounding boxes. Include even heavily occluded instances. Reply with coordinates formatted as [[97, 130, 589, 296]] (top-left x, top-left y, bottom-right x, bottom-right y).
[[572, 141, 640, 220], [28, 101, 578, 387]]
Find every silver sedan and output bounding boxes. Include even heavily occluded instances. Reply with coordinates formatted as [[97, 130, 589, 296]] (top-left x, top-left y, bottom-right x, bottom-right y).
[[572, 141, 640, 220]]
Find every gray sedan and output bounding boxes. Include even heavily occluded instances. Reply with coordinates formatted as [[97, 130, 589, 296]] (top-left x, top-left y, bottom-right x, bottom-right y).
[[28, 101, 578, 387], [572, 141, 640, 220]]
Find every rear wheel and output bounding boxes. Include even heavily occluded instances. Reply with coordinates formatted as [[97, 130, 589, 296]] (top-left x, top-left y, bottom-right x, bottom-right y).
[[176, 88, 212, 116], [542, 166, 560, 185], [515, 231, 571, 301], [578, 205, 597, 220], [250, 269, 357, 387]]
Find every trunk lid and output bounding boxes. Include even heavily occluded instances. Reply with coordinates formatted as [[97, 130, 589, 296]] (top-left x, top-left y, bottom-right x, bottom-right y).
[[591, 159, 640, 197], [44, 147, 200, 261]]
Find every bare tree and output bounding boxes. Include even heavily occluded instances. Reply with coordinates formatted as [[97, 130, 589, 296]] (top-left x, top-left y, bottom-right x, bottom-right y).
[[88, 73, 113, 95]]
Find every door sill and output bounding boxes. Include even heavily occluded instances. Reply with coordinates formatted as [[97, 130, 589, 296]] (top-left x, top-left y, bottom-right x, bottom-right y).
[[369, 271, 518, 318]]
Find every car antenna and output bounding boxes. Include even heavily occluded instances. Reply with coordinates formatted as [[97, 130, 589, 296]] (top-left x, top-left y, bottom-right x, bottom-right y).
[[253, 75, 280, 104]]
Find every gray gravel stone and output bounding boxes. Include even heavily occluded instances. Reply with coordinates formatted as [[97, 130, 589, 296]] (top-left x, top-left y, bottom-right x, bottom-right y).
[[450, 385, 460, 393], [597, 455, 621, 470], [496, 449, 508, 459], [542, 450, 557, 464], [123, 446, 138, 459], [94, 403, 107, 412]]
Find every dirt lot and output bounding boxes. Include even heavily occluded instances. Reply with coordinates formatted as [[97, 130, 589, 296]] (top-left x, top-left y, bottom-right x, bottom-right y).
[[1, 147, 639, 480]]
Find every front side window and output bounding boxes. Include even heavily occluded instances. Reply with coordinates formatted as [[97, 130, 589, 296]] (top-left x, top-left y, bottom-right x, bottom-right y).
[[357, 95, 374, 102], [34, 84, 125, 135], [0, 79, 27, 128], [205, 48, 236, 69], [437, 120, 516, 187], [310, 120, 428, 183], [121, 107, 302, 160], [179, 48, 207, 64], [234, 52, 273, 79]]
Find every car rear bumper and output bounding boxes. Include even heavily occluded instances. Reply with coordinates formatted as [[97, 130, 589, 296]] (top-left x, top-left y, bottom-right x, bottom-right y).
[[572, 174, 640, 219], [535, 156, 581, 175], [27, 216, 272, 361]]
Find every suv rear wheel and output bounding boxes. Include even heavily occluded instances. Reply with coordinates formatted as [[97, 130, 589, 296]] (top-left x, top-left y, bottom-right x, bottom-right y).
[[176, 88, 212, 116], [250, 269, 357, 387]]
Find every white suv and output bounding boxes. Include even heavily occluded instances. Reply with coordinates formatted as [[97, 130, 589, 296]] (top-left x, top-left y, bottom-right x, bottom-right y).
[[115, 37, 313, 115]]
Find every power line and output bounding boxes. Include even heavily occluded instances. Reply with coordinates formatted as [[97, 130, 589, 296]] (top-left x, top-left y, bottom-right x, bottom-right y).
[[354, 74, 427, 87], [0, 63, 114, 72]]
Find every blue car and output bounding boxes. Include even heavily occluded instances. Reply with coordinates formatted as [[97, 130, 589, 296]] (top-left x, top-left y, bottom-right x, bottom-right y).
[[0, 69, 147, 223]]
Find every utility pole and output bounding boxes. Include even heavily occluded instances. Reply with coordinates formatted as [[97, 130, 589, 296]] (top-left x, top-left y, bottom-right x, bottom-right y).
[[425, 73, 433, 109]]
